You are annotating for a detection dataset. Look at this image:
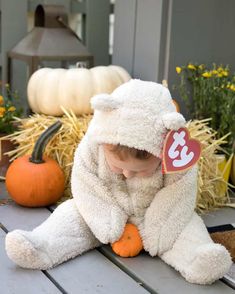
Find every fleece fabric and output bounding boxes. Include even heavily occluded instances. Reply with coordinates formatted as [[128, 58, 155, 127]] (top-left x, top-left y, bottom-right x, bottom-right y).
[[5, 79, 231, 284], [88, 79, 186, 157]]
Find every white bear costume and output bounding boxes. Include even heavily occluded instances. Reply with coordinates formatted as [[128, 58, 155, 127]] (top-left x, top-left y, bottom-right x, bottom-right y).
[[5, 80, 231, 284]]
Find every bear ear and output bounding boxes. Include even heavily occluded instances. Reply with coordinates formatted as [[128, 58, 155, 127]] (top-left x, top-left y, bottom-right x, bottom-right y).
[[161, 112, 186, 130], [91, 94, 121, 111]]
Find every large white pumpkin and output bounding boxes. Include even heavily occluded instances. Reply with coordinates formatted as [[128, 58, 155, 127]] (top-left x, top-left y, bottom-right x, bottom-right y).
[[27, 65, 131, 116]]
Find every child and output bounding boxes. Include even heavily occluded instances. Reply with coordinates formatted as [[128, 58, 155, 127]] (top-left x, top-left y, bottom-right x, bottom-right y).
[[5, 79, 231, 284]]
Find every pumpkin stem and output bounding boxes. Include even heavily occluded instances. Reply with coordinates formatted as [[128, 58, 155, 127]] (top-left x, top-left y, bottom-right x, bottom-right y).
[[29, 121, 62, 164]]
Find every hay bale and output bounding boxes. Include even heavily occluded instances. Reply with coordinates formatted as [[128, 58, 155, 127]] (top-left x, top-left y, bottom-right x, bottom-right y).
[[5, 114, 232, 211], [187, 119, 232, 213]]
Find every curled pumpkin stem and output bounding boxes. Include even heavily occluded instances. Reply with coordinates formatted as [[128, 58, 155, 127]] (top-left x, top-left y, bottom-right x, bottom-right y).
[[29, 121, 62, 164]]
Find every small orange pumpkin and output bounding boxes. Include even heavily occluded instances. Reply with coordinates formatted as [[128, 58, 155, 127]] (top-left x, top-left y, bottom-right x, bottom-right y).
[[111, 223, 143, 257], [6, 121, 65, 207]]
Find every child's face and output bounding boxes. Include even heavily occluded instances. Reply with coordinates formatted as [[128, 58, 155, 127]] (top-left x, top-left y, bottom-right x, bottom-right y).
[[103, 144, 161, 179]]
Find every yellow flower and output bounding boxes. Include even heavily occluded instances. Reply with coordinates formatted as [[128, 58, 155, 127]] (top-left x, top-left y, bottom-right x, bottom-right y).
[[217, 66, 224, 72], [187, 64, 196, 70], [198, 64, 204, 70], [0, 95, 4, 105], [0, 106, 6, 116], [230, 85, 235, 91], [8, 106, 16, 112], [202, 71, 212, 78], [176, 67, 182, 74], [222, 71, 228, 77], [212, 70, 218, 75]]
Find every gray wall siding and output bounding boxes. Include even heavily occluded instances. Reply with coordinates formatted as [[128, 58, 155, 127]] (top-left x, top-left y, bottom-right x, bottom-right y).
[[112, 0, 166, 81], [133, 0, 164, 81], [112, 0, 137, 74], [113, 0, 167, 80], [86, 0, 110, 65], [113, 0, 235, 115], [0, 0, 28, 88], [167, 0, 235, 115]]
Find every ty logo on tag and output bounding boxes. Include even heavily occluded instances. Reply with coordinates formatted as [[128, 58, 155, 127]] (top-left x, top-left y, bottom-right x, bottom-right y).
[[162, 127, 201, 173]]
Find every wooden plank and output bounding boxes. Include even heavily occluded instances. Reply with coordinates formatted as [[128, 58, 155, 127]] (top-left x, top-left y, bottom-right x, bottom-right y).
[[0, 229, 61, 294], [71, 0, 86, 14], [202, 207, 235, 227], [1, 0, 28, 106], [28, 0, 71, 12], [100, 246, 234, 294], [85, 0, 110, 65], [3, 180, 234, 293], [0, 181, 11, 205], [112, 0, 169, 81], [0, 195, 149, 293], [112, 0, 137, 75], [98, 208, 235, 293], [133, 0, 164, 81], [0, 202, 52, 231], [48, 250, 149, 294]]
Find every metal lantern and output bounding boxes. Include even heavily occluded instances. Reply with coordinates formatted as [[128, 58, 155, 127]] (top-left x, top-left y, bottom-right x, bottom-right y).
[[7, 4, 94, 84]]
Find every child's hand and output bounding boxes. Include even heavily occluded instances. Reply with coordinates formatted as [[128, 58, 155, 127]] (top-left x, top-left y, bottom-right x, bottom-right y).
[[111, 223, 143, 257]]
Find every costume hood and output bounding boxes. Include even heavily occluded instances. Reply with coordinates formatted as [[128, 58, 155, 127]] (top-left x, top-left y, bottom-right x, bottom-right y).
[[87, 79, 185, 157]]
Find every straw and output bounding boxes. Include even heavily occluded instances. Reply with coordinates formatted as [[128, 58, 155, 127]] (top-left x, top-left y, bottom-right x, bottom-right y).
[[2, 114, 232, 212], [3, 110, 92, 203], [187, 119, 232, 214]]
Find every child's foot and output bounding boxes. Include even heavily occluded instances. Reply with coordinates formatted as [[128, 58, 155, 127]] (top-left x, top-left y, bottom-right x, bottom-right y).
[[182, 243, 232, 284], [6, 230, 53, 270]]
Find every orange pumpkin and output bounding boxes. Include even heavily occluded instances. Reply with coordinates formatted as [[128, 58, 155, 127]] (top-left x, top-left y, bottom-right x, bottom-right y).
[[6, 121, 65, 207], [172, 99, 180, 112], [161, 80, 180, 112], [111, 223, 143, 257]]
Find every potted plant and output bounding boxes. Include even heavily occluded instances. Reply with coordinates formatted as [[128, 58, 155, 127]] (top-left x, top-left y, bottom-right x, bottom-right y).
[[0, 83, 22, 177], [175, 63, 235, 189]]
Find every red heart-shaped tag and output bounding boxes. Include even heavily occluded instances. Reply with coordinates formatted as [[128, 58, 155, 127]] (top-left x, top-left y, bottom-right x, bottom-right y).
[[162, 127, 201, 174]]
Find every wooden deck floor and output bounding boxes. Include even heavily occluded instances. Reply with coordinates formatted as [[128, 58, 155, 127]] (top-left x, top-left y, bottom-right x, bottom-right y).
[[1, 181, 234, 294]]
